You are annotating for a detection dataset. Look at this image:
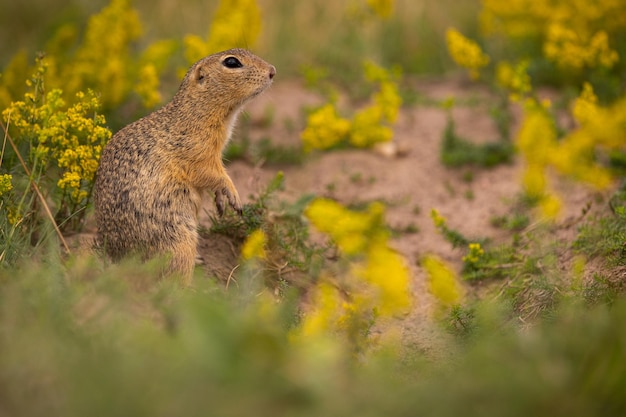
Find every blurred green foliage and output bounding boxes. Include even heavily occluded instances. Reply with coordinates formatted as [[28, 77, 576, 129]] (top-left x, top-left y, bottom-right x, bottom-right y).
[[1, 259, 625, 416]]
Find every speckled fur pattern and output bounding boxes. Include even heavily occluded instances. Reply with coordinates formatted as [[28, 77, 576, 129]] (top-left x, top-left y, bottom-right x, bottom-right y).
[[93, 49, 275, 284]]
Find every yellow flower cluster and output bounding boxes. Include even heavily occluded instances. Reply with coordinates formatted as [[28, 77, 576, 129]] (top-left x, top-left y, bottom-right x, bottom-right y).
[[297, 281, 345, 337], [554, 85, 625, 188], [366, 0, 394, 19], [462, 243, 485, 265], [299, 198, 411, 344], [301, 62, 402, 151], [445, 28, 490, 80], [241, 229, 267, 260], [496, 61, 532, 101], [3, 72, 111, 219], [516, 85, 625, 219], [183, 0, 262, 65], [421, 255, 463, 307], [571, 82, 599, 125], [66, 0, 142, 107], [134, 64, 161, 109], [0, 174, 12, 197], [430, 209, 446, 229], [305, 198, 388, 255], [544, 25, 618, 69], [136, 40, 179, 108], [301, 104, 351, 152], [480, 0, 625, 72], [0, 0, 171, 111], [516, 99, 561, 218], [350, 106, 393, 148], [479, 0, 539, 38]]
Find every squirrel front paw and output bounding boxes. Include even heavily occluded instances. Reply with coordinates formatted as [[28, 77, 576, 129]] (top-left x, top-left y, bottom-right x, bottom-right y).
[[215, 185, 242, 216]]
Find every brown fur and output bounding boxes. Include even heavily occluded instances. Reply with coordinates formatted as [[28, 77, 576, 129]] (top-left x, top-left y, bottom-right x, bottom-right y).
[[93, 49, 275, 284]]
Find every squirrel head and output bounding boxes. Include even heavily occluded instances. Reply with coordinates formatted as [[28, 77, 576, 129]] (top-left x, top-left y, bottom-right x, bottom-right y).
[[178, 48, 276, 114]]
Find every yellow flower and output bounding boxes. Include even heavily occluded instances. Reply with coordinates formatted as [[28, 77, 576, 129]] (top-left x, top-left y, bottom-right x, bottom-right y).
[[0, 174, 13, 196], [63, 0, 143, 109], [462, 243, 485, 265], [544, 24, 619, 70], [134, 64, 161, 108], [366, 0, 394, 19], [349, 106, 393, 148], [516, 100, 557, 168], [301, 104, 351, 152], [539, 194, 562, 220], [446, 28, 490, 79], [241, 229, 267, 260], [360, 245, 411, 316], [298, 281, 346, 337], [183, 0, 262, 65], [305, 198, 387, 255], [522, 163, 547, 198], [422, 255, 463, 307], [300, 198, 412, 350], [496, 60, 531, 101], [374, 81, 402, 123], [572, 82, 599, 125], [430, 209, 447, 228], [300, 62, 401, 151]]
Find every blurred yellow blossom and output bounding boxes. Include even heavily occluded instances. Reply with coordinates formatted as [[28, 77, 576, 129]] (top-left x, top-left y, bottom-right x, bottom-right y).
[[301, 61, 401, 151], [516, 82, 625, 219], [301, 198, 412, 351], [496, 60, 531, 101], [0, 0, 172, 112], [61, 0, 143, 109], [360, 245, 411, 316], [480, 0, 625, 73], [298, 281, 346, 337], [549, 83, 625, 188], [183, 0, 262, 65], [446, 28, 490, 80], [366, 0, 394, 19], [539, 194, 563, 220], [373, 80, 402, 123], [134, 64, 161, 108], [301, 104, 351, 152], [241, 229, 267, 260], [305, 199, 387, 255], [516, 99, 557, 169], [349, 106, 393, 148], [544, 24, 619, 70], [571, 82, 599, 125], [422, 255, 463, 307], [430, 209, 446, 228]]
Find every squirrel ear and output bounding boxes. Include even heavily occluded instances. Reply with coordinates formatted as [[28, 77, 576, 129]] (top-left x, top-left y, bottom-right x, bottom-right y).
[[195, 65, 207, 84]]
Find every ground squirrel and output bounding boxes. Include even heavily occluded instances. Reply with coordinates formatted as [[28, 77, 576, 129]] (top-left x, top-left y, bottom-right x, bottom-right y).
[[94, 48, 275, 283]]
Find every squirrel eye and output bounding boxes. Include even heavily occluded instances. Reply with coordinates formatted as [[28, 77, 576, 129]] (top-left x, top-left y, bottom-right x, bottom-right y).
[[222, 57, 243, 69]]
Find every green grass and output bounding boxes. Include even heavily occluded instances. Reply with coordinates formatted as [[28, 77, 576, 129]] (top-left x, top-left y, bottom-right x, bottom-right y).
[[1, 257, 626, 417], [575, 188, 626, 266], [441, 112, 515, 168]]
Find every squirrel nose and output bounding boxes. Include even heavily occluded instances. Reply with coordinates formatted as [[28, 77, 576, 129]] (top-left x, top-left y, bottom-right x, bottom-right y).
[[269, 65, 276, 80]]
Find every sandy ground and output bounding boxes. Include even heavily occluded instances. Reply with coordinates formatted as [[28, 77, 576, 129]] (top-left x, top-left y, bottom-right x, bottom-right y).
[[190, 78, 607, 345]]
